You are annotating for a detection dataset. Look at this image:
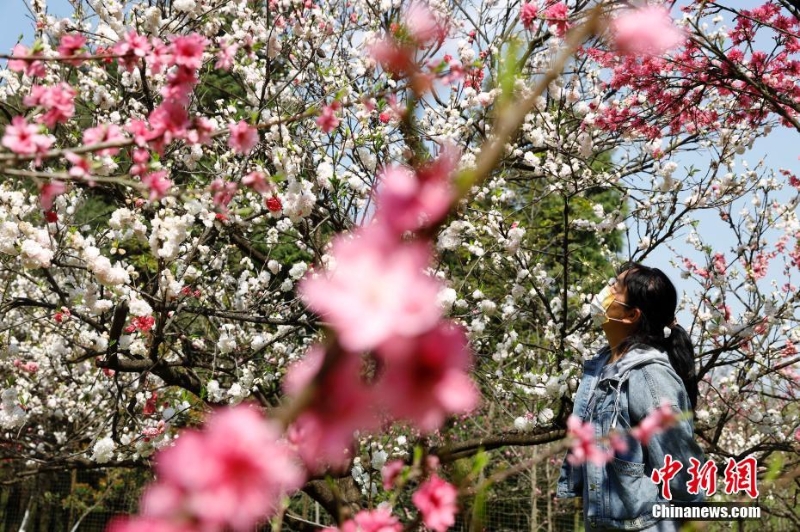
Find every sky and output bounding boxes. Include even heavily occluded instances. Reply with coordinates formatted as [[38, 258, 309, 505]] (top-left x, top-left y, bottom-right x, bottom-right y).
[[1, 0, 798, 311]]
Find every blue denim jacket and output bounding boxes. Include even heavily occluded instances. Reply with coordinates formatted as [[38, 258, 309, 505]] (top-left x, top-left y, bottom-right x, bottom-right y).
[[556, 345, 705, 531]]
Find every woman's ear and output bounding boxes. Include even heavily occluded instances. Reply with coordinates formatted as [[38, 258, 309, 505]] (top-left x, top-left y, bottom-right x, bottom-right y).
[[623, 307, 642, 324]]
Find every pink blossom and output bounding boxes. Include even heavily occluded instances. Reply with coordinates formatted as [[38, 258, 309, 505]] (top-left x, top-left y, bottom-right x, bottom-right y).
[[132, 316, 156, 333], [215, 41, 238, 70], [299, 225, 442, 351], [566, 415, 611, 466], [612, 6, 684, 56], [1, 116, 54, 157], [404, 2, 447, 45], [412, 475, 458, 532], [148, 102, 190, 148], [64, 152, 95, 187], [146, 38, 173, 75], [210, 179, 238, 211], [377, 322, 479, 432], [382, 459, 405, 490], [339, 509, 402, 532], [8, 44, 46, 77], [114, 31, 152, 72], [316, 104, 340, 133], [106, 516, 193, 532], [185, 116, 215, 145], [82, 123, 126, 156], [608, 430, 629, 455], [242, 171, 274, 195], [39, 181, 66, 212], [161, 67, 199, 104], [171, 34, 208, 70], [228, 120, 259, 154], [285, 346, 379, 469], [126, 119, 151, 147], [374, 144, 459, 234], [631, 400, 679, 445], [369, 38, 416, 77], [520, 2, 539, 31], [57, 34, 87, 65], [24, 83, 77, 128], [13, 360, 39, 373], [141, 171, 173, 201], [543, 2, 569, 38], [129, 148, 151, 176], [143, 405, 304, 531]]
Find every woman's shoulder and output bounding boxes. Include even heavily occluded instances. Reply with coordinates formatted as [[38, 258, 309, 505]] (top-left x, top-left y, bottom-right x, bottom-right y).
[[626, 359, 690, 416]]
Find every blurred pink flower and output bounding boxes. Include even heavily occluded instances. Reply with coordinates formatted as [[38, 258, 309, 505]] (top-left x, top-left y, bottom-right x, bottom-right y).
[[404, 2, 447, 45], [612, 6, 684, 56], [147, 38, 173, 75], [566, 415, 611, 466], [210, 179, 238, 211], [299, 226, 442, 351], [144, 405, 304, 531], [170, 34, 208, 70], [284, 346, 379, 469], [185, 116, 215, 146], [82, 123, 126, 156], [377, 322, 479, 432], [66, 152, 92, 181], [39, 181, 66, 211], [369, 38, 416, 77], [114, 31, 152, 72], [374, 144, 459, 234], [631, 400, 679, 445], [2, 116, 53, 156], [24, 83, 77, 128], [141, 170, 173, 201], [543, 2, 569, 37], [57, 34, 87, 65], [316, 104, 341, 133], [161, 67, 199, 104], [149, 101, 191, 148], [106, 516, 193, 532], [340, 508, 402, 532], [216, 41, 238, 70], [242, 171, 274, 195], [520, 2, 539, 31], [228, 120, 259, 154], [382, 459, 405, 490], [8, 44, 46, 77], [412, 474, 458, 532]]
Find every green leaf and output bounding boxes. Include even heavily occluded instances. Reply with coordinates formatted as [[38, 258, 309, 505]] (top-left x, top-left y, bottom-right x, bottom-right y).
[[498, 38, 522, 106], [471, 449, 489, 477], [764, 455, 784, 483]]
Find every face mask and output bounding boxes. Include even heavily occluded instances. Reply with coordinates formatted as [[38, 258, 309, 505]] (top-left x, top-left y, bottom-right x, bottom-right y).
[[589, 284, 631, 326], [589, 285, 616, 326]]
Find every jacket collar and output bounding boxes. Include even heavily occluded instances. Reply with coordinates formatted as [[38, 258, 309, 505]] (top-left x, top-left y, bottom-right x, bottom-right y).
[[598, 344, 672, 383]]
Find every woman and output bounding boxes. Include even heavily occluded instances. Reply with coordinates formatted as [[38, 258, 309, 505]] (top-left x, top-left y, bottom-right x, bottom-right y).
[[556, 262, 705, 531]]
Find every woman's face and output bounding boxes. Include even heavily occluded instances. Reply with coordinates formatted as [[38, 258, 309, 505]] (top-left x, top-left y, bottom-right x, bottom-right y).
[[605, 271, 634, 322]]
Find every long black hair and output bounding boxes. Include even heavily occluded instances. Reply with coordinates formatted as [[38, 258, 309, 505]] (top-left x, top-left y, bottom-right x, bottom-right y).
[[617, 262, 698, 410]]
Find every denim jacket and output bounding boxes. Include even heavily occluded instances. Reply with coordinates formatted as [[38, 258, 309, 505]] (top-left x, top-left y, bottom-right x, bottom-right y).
[[556, 345, 705, 531]]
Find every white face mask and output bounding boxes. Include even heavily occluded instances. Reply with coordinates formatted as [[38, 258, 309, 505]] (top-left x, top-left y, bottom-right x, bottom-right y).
[[589, 284, 631, 326]]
